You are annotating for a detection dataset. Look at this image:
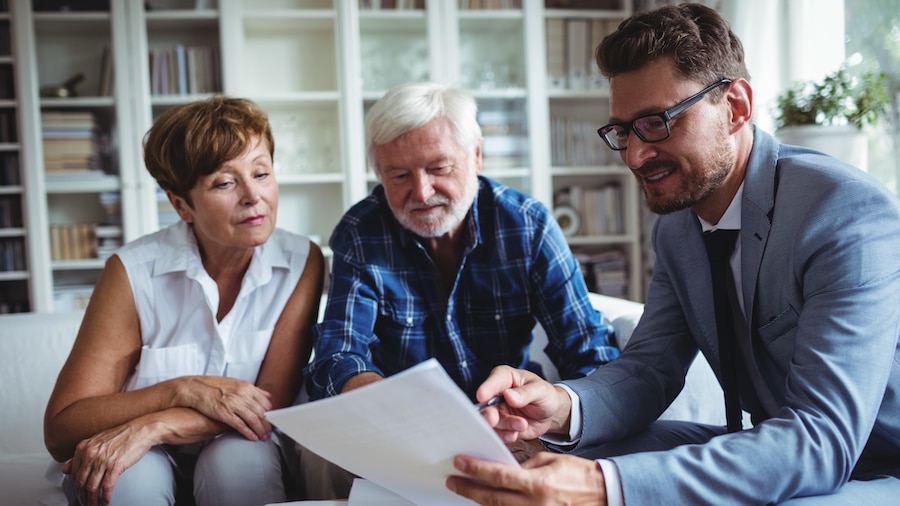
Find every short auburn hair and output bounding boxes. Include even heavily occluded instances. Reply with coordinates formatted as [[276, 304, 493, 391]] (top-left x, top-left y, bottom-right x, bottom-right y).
[[143, 96, 274, 205]]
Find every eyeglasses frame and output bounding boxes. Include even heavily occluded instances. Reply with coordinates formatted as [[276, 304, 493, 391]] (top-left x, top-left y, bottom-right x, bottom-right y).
[[597, 79, 733, 151]]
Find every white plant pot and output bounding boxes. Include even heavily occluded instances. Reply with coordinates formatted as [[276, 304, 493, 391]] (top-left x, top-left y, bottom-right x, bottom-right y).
[[775, 125, 868, 172]]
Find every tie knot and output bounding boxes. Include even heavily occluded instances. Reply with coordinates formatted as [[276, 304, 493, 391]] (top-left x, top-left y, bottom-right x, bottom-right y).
[[703, 229, 739, 260]]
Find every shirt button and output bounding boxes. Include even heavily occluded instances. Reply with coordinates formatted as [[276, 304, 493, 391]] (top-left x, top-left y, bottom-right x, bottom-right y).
[[406, 317, 413, 325], [495, 314, 501, 320], [460, 360, 468, 368], [446, 314, 452, 321]]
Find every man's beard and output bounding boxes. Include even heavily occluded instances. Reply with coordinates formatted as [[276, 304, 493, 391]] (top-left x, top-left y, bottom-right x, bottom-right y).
[[393, 175, 479, 238], [642, 134, 734, 215]]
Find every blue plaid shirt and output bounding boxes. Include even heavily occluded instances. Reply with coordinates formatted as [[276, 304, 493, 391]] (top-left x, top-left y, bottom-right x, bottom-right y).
[[306, 177, 618, 400]]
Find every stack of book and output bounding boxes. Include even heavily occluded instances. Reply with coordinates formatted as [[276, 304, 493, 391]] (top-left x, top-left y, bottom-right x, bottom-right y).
[[574, 249, 629, 297], [0, 194, 22, 228], [555, 183, 624, 237], [478, 107, 529, 169], [0, 153, 20, 185], [53, 285, 94, 312], [0, 109, 16, 143], [550, 114, 611, 166], [41, 111, 101, 177], [95, 225, 123, 261], [98, 191, 122, 226], [156, 188, 180, 228], [0, 237, 25, 272], [149, 44, 221, 96], [545, 17, 619, 91], [49, 223, 98, 261]]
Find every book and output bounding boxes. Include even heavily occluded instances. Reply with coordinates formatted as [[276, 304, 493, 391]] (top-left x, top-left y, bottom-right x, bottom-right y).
[[175, 44, 188, 95], [98, 45, 114, 96], [565, 18, 590, 90], [545, 18, 566, 89]]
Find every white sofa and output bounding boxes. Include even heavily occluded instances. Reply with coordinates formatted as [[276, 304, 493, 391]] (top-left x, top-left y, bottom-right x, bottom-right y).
[[0, 294, 723, 505], [0, 310, 84, 506]]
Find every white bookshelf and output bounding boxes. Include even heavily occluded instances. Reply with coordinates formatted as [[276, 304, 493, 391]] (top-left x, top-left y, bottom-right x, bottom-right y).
[[12, 0, 644, 312]]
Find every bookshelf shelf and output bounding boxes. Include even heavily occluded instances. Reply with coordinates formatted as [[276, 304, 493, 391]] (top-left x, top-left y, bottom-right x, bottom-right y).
[[277, 174, 345, 185], [44, 180, 121, 193], [551, 165, 631, 176], [252, 92, 342, 104], [0, 270, 28, 281], [145, 10, 220, 22], [39, 98, 116, 109], [543, 8, 630, 20], [0, 226, 24, 237], [150, 93, 218, 106], [359, 10, 426, 24], [51, 259, 106, 271], [32, 12, 110, 23], [458, 10, 524, 20], [547, 89, 610, 99]]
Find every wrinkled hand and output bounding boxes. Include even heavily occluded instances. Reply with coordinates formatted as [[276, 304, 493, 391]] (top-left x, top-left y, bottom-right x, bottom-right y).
[[476, 366, 572, 443], [447, 452, 607, 506], [62, 422, 156, 506], [175, 375, 273, 441]]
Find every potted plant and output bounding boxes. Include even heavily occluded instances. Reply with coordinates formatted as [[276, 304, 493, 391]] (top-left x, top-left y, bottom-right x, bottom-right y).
[[773, 68, 889, 171]]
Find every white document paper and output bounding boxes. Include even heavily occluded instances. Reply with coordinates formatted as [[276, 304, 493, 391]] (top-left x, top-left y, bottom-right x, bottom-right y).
[[348, 478, 415, 506], [266, 359, 519, 506]]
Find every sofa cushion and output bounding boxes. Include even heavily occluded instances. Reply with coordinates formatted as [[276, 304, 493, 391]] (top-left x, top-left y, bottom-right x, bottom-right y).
[[0, 454, 66, 505]]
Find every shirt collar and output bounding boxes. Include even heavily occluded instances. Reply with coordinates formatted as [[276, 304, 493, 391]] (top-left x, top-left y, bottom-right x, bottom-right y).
[[698, 182, 744, 232], [152, 220, 285, 291]]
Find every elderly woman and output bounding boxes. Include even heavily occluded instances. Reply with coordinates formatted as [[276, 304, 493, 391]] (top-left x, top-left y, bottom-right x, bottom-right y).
[[43, 96, 324, 506]]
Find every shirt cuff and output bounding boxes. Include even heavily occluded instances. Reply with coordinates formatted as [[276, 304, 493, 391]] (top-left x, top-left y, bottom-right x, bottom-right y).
[[538, 385, 623, 505], [539, 382, 582, 445], [597, 459, 625, 506]]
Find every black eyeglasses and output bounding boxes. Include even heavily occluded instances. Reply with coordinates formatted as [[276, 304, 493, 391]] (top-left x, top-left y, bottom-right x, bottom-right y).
[[597, 79, 732, 151]]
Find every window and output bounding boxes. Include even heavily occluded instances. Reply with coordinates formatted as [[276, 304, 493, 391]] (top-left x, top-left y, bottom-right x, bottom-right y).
[[845, 0, 900, 194]]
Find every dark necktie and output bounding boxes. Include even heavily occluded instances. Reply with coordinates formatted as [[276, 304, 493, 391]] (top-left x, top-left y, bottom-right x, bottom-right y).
[[703, 229, 743, 432]]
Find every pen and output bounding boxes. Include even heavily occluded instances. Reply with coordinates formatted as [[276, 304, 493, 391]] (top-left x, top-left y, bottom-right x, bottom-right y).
[[475, 394, 505, 411]]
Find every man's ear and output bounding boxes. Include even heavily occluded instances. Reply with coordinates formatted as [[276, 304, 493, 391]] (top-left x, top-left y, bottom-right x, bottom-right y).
[[473, 142, 483, 176], [726, 78, 753, 132], [166, 189, 194, 224]]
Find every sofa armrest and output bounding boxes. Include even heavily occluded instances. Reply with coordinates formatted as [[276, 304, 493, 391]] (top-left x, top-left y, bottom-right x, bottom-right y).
[[0, 310, 84, 455], [585, 293, 643, 349], [531, 293, 725, 426]]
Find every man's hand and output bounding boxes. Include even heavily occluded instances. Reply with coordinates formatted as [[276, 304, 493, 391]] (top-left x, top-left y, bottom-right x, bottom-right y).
[[446, 452, 607, 506], [476, 366, 573, 443], [507, 438, 546, 463], [171, 375, 273, 442]]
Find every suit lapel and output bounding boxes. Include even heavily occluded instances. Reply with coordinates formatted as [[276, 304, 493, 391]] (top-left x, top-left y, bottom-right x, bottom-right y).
[[740, 127, 778, 327], [679, 213, 720, 354]]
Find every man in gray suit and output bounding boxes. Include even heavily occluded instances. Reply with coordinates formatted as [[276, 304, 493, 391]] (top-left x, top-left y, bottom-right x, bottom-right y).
[[446, 3, 900, 505]]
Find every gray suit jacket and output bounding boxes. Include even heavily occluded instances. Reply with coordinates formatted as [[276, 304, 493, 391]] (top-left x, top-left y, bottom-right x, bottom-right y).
[[565, 128, 900, 503]]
